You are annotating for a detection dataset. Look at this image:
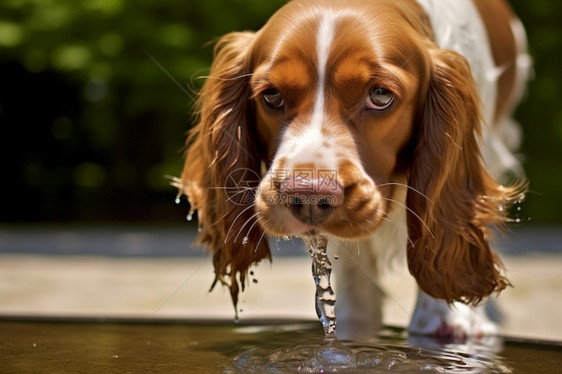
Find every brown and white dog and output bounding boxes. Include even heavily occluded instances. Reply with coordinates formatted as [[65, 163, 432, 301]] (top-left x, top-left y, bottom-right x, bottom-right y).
[[177, 0, 530, 340]]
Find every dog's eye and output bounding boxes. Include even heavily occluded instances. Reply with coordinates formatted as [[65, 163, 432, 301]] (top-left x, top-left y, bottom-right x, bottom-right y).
[[263, 88, 284, 109], [366, 87, 394, 110]]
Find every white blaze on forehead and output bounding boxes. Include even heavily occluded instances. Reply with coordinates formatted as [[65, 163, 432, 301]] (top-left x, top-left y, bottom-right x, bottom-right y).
[[277, 13, 338, 167], [312, 13, 336, 131]]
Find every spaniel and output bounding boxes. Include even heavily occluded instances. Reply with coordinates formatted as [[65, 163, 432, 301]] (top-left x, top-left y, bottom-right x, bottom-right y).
[[176, 0, 530, 340]]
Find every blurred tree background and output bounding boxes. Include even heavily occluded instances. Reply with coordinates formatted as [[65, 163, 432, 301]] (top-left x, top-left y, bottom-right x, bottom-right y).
[[0, 0, 560, 225]]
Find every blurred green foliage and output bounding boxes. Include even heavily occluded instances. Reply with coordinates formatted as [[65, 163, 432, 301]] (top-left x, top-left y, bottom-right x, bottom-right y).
[[508, 1, 562, 224], [0, 0, 560, 224]]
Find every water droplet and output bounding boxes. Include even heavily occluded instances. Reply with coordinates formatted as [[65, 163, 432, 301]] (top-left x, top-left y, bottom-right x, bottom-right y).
[[517, 206, 522, 211], [334, 255, 339, 260], [515, 218, 521, 223], [283, 235, 290, 241], [186, 213, 193, 221], [498, 205, 504, 212], [174, 191, 183, 204], [242, 237, 249, 245]]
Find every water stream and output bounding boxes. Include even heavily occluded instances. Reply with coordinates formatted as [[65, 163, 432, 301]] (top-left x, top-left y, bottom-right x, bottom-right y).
[[302, 233, 356, 368], [303, 234, 337, 337]]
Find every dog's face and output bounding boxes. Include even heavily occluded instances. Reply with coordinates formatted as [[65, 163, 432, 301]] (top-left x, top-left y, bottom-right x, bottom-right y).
[[251, 2, 428, 238], [180, 0, 520, 307]]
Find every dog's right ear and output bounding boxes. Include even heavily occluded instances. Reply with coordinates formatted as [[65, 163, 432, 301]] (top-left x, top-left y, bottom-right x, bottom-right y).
[[180, 32, 271, 310]]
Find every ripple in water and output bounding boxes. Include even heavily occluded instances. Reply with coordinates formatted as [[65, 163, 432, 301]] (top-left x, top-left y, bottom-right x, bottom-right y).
[[226, 337, 511, 373]]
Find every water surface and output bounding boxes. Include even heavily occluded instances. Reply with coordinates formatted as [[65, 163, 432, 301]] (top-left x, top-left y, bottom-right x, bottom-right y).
[[1, 318, 560, 373]]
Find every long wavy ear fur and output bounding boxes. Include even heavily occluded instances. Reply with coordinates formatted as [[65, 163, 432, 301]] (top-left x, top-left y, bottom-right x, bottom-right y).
[[180, 32, 271, 311], [407, 45, 525, 305]]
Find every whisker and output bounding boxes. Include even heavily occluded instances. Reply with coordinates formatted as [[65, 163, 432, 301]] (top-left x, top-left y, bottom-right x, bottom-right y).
[[406, 236, 415, 247], [384, 197, 435, 240], [234, 211, 261, 243], [224, 204, 256, 243], [189, 67, 210, 87], [378, 182, 433, 203], [245, 213, 264, 240], [377, 208, 393, 224], [254, 223, 270, 253], [377, 208, 416, 249]]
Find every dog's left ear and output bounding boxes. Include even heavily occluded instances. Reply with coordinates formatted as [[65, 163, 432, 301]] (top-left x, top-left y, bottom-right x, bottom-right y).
[[180, 32, 271, 310], [406, 45, 524, 305]]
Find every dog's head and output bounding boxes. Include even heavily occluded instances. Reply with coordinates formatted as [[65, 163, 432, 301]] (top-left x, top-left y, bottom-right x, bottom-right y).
[[180, 0, 523, 308]]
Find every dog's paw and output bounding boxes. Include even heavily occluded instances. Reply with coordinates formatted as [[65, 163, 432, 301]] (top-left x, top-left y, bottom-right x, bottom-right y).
[[408, 291, 497, 342]]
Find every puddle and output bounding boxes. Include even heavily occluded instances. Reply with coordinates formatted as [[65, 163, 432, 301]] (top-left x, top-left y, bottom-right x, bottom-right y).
[[227, 327, 513, 373], [1, 318, 560, 373]]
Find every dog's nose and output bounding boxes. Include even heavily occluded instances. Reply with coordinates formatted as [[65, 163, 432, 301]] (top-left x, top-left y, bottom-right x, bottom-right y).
[[279, 175, 344, 225]]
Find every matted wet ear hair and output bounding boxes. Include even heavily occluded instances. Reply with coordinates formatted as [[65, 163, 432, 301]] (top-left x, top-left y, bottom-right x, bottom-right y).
[[406, 43, 525, 305], [178, 32, 271, 311]]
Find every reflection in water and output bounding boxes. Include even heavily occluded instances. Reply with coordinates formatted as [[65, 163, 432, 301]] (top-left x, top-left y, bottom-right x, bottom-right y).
[[227, 330, 512, 373]]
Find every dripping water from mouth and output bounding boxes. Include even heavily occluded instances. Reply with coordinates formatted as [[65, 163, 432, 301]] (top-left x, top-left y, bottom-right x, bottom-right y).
[[302, 232, 355, 367], [303, 233, 337, 337]]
